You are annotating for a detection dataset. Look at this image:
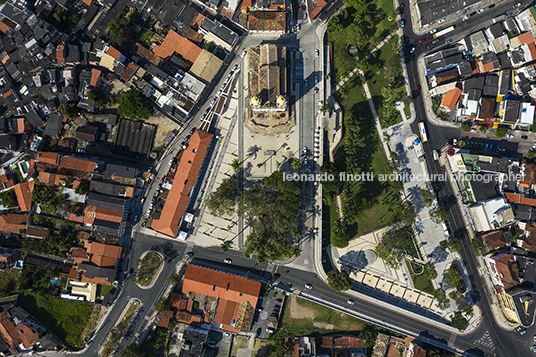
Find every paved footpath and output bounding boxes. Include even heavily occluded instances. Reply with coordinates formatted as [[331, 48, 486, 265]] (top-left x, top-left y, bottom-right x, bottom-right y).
[[331, 32, 395, 94]]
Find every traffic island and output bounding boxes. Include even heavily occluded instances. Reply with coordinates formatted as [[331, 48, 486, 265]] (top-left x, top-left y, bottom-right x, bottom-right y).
[[100, 299, 140, 356], [135, 251, 164, 288]]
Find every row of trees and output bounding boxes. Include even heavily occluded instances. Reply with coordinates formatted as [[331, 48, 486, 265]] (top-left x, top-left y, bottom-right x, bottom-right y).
[[207, 171, 302, 263]]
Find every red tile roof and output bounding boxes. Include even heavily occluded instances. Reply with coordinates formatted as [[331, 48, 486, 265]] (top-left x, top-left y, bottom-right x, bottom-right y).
[[82, 0, 92, 5], [68, 268, 113, 285], [0, 213, 26, 234], [516, 31, 535, 46], [0, 173, 14, 190], [36, 151, 62, 165], [183, 265, 261, 310], [56, 44, 65, 64], [309, 6, 322, 19], [152, 30, 202, 63], [0, 21, 10, 34], [121, 63, 137, 81], [158, 310, 173, 328], [26, 225, 49, 239], [59, 157, 96, 173], [192, 14, 206, 30], [505, 192, 536, 207], [90, 69, 101, 87], [441, 87, 462, 111], [0, 310, 39, 349], [481, 230, 507, 251], [13, 180, 34, 212], [152, 130, 212, 237], [84, 241, 124, 265], [493, 253, 519, 290], [106, 46, 121, 61]]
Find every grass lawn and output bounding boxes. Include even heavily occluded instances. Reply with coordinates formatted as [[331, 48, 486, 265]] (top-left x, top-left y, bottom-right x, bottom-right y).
[[365, 35, 406, 128], [281, 295, 366, 333], [328, 0, 396, 82], [137, 253, 162, 287], [0, 269, 20, 297], [31, 215, 57, 229], [19, 290, 93, 348], [328, 73, 404, 239]]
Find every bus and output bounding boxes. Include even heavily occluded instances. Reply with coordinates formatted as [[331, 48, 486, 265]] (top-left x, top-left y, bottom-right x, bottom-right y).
[[418, 122, 428, 143], [433, 25, 455, 39]]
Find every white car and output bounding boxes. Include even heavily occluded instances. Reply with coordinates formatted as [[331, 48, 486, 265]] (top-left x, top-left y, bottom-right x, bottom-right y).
[[477, 8, 484, 13], [347, 299, 355, 305], [305, 283, 313, 289], [169, 158, 174, 165], [224, 259, 232, 264], [233, 64, 238, 71], [470, 128, 477, 133], [315, 49, 319, 57], [430, 28, 437, 34], [507, 133, 514, 138]]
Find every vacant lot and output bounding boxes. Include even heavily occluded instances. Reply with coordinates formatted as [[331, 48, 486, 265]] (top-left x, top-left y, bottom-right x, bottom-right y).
[[281, 295, 366, 332], [19, 290, 93, 348], [137, 252, 162, 287]]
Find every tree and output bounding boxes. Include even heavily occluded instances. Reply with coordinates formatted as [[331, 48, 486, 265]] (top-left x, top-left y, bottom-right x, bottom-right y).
[[291, 227, 302, 239], [479, 125, 487, 133], [424, 262, 438, 280], [167, 274, 181, 285], [220, 241, 232, 252], [495, 127, 507, 138], [108, 17, 135, 48], [381, 86, 393, 101], [327, 269, 352, 291], [431, 288, 450, 310], [430, 207, 449, 222], [33, 184, 66, 214], [327, 16, 343, 34], [291, 158, 302, 169], [320, 100, 331, 113], [528, 152, 536, 160], [375, 227, 416, 269], [69, 12, 80, 24], [440, 238, 461, 253], [331, 220, 350, 248], [320, 162, 342, 205], [53, 11, 68, 29], [390, 151, 398, 160], [291, 245, 302, 258], [450, 311, 468, 331], [75, 180, 90, 195], [154, 297, 171, 313], [460, 123, 470, 132], [475, 142, 484, 151], [204, 41, 216, 52], [420, 188, 435, 207], [58, 103, 78, 120], [470, 235, 488, 256], [0, 190, 17, 208], [230, 158, 242, 171], [399, 201, 417, 225], [120, 343, 144, 357], [444, 266, 462, 288], [206, 175, 240, 217], [117, 89, 152, 120]]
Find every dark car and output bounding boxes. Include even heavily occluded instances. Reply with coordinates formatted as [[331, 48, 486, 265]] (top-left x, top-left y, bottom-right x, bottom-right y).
[[189, 127, 196, 135], [271, 312, 279, 317], [273, 273, 281, 280], [276, 298, 283, 303], [274, 305, 281, 310], [522, 135, 529, 139], [186, 252, 194, 257], [488, 3, 495, 8], [256, 327, 262, 337], [417, 84, 421, 92]]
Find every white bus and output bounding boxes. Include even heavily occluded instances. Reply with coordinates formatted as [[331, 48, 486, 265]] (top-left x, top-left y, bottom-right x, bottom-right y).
[[433, 26, 455, 39], [418, 122, 428, 143]]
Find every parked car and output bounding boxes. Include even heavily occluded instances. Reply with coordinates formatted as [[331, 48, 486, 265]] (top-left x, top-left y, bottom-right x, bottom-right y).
[[273, 273, 281, 280], [276, 298, 283, 303], [477, 8, 484, 13], [256, 327, 262, 337], [140, 197, 145, 204], [488, 4, 495, 8], [400, 19, 405, 27], [315, 49, 320, 57], [522, 135, 529, 139], [432, 39, 440, 44], [186, 252, 194, 257], [507, 133, 514, 138], [410, 46, 416, 54], [266, 328, 274, 333], [430, 28, 437, 34], [232, 64, 238, 71], [438, 282, 443, 289], [274, 305, 281, 310], [470, 128, 477, 133], [417, 84, 421, 92], [141, 221, 147, 227], [521, 329, 527, 335], [224, 259, 232, 264], [419, 38, 426, 43], [189, 127, 196, 135], [445, 39, 453, 44]]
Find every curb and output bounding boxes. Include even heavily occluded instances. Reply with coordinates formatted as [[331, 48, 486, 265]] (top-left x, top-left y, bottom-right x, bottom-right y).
[[136, 251, 165, 290]]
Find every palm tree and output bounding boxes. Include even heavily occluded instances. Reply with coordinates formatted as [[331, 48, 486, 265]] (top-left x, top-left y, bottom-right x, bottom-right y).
[[230, 158, 242, 171], [291, 158, 302, 170], [220, 241, 232, 252], [291, 245, 302, 258], [291, 227, 302, 239]]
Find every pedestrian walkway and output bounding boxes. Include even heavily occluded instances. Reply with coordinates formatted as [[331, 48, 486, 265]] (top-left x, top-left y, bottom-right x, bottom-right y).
[[331, 32, 395, 94]]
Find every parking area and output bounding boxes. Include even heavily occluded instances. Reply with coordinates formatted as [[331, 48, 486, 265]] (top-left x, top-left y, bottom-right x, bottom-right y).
[[251, 289, 286, 339]]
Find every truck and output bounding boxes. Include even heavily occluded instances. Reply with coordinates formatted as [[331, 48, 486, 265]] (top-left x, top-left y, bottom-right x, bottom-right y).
[[433, 25, 455, 39]]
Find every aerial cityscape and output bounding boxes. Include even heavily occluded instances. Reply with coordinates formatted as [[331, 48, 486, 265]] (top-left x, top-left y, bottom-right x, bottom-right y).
[[0, 0, 533, 355]]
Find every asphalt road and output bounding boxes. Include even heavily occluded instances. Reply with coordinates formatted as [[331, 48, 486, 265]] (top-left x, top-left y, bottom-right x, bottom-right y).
[[402, 1, 536, 355]]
